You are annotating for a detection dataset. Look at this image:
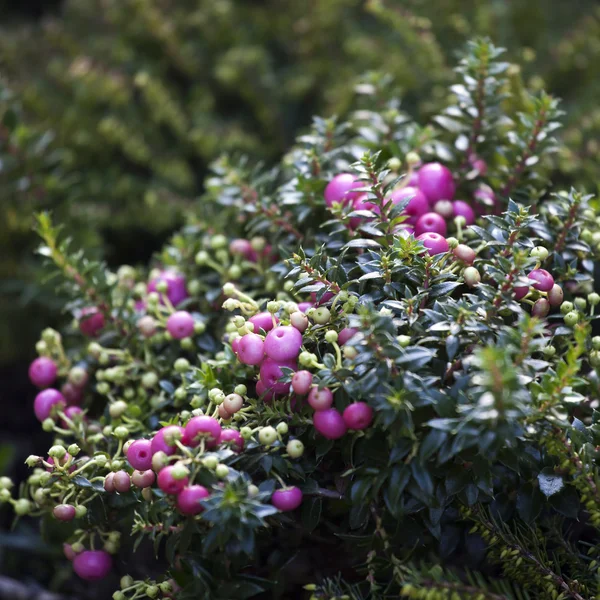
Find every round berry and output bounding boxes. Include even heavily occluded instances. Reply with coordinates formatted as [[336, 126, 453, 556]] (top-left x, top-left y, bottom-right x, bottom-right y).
[[264, 326, 303, 362], [324, 173, 362, 207], [528, 269, 554, 292], [313, 408, 347, 439], [249, 312, 278, 333], [453, 244, 476, 265], [514, 285, 529, 301], [532, 298, 550, 318], [73, 550, 112, 581], [132, 469, 155, 488], [53, 504, 76, 521], [390, 186, 429, 225], [183, 416, 222, 448], [137, 315, 157, 338], [223, 393, 243, 414], [286, 439, 304, 458], [150, 425, 184, 457], [126, 439, 153, 471], [166, 311, 195, 339], [79, 307, 105, 337], [219, 429, 244, 452], [147, 270, 188, 307], [312, 307, 331, 324], [29, 357, 58, 388], [34, 388, 66, 422], [157, 466, 189, 495], [258, 426, 278, 445], [229, 239, 253, 259], [417, 163, 455, 203], [564, 311, 579, 327], [307, 386, 334, 411], [297, 302, 312, 313], [415, 212, 447, 236], [548, 284, 564, 307], [343, 402, 374, 430], [417, 232, 449, 255], [338, 328, 358, 346], [103, 473, 115, 493], [434, 200, 454, 219], [452, 200, 475, 226], [63, 543, 78, 561], [259, 358, 296, 396], [291, 370, 313, 396], [113, 471, 130, 493], [272, 487, 303, 511], [237, 333, 265, 366], [61, 406, 85, 428], [61, 382, 83, 406], [290, 311, 309, 333], [177, 485, 209, 515]]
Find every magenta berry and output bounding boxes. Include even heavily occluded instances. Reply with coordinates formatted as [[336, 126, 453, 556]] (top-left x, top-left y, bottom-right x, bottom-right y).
[[514, 285, 529, 301], [147, 270, 188, 306], [532, 298, 551, 318], [113, 471, 131, 493], [259, 358, 296, 396], [29, 357, 58, 388], [183, 416, 222, 448], [324, 173, 362, 207], [337, 328, 358, 346], [237, 333, 265, 366], [291, 370, 313, 396], [151, 425, 184, 457], [126, 439, 153, 471], [34, 388, 66, 422], [229, 238, 253, 259], [264, 326, 303, 362], [415, 212, 447, 236], [417, 232, 449, 255], [297, 302, 312, 313], [417, 162, 455, 203], [177, 485, 209, 515], [132, 469, 155, 488], [342, 402, 374, 430], [219, 429, 244, 452], [53, 504, 76, 521], [528, 269, 554, 292], [157, 466, 189, 495], [61, 406, 84, 428], [272, 486, 303, 512], [453, 244, 476, 265], [310, 283, 335, 306], [452, 200, 475, 225], [72, 550, 112, 581], [390, 186, 429, 225], [256, 379, 275, 402], [307, 386, 334, 411], [231, 336, 240, 354], [548, 284, 564, 307], [349, 194, 379, 228], [61, 382, 83, 406], [166, 311, 195, 339], [79, 307, 105, 337], [249, 312, 278, 333], [473, 184, 497, 215], [313, 408, 347, 439]]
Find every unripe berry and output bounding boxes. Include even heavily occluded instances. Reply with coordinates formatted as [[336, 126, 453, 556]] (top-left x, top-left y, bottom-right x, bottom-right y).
[[113, 426, 129, 439], [174, 358, 190, 373], [453, 244, 476, 265], [14, 499, 32, 516], [548, 284, 564, 307], [151, 451, 169, 472], [560, 301, 574, 315], [397, 335, 411, 347], [120, 575, 134, 589], [575, 297, 587, 311], [290, 311, 309, 332], [312, 307, 331, 324], [53, 504, 76, 521], [463, 267, 481, 287], [202, 455, 219, 469], [132, 469, 156, 488], [287, 439, 304, 458], [530, 246, 549, 261], [324, 330, 338, 343], [589, 293, 600, 306], [141, 372, 158, 389], [564, 311, 579, 327], [113, 471, 131, 493], [215, 464, 229, 479], [49, 445, 67, 459], [259, 426, 278, 446], [240, 427, 253, 440], [532, 298, 550, 318], [234, 384, 247, 396], [223, 393, 243, 414], [276, 422, 288, 435], [109, 401, 128, 419]]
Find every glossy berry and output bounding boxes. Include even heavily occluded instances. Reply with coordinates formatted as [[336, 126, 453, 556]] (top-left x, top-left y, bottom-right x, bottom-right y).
[[259, 358, 296, 396], [272, 487, 303, 512], [290, 311, 309, 333], [417, 232, 449, 255], [528, 269, 554, 292], [79, 307, 105, 337], [104, 472, 115, 493], [113, 471, 131, 493], [307, 386, 334, 411], [126, 439, 153, 471], [313, 408, 347, 439], [417, 163, 455, 203], [297, 302, 312, 313], [453, 244, 476, 265], [532, 298, 550, 318], [548, 284, 564, 307], [72, 550, 112, 581], [237, 333, 265, 366], [249, 312, 278, 333], [343, 402, 374, 430], [131, 469, 155, 488], [61, 406, 84, 428], [264, 326, 303, 362], [183, 416, 222, 448], [415, 212, 447, 236], [390, 186, 429, 225], [147, 270, 188, 307], [349, 194, 379, 229], [34, 388, 66, 422], [53, 504, 76, 521], [177, 485, 210, 515], [223, 393, 244, 414], [452, 200, 475, 226], [291, 370, 313, 396], [514, 286, 529, 301], [29, 357, 58, 388], [151, 425, 184, 457], [157, 466, 189, 495], [166, 311, 195, 339], [219, 429, 244, 452], [324, 173, 362, 207]]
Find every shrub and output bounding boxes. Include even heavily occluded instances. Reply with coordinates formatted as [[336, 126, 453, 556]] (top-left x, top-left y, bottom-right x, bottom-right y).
[[3, 39, 600, 599]]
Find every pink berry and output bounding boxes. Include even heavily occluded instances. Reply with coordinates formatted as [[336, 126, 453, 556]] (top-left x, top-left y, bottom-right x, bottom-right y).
[[256, 379, 275, 402], [514, 286, 529, 301], [61, 382, 83, 406], [237, 333, 265, 366], [310, 283, 335, 306], [390, 187, 430, 225], [126, 439, 153, 471], [264, 326, 303, 362], [104, 472, 115, 493], [453, 244, 476, 265], [415, 212, 447, 236], [308, 386, 334, 411], [219, 429, 244, 452], [147, 270, 188, 306], [407, 169, 420, 186], [548, 284, 564, 307], [72, 550, 112, 581], [29, 357, 58, 388], [61, 406, 85, 428], [53, 504, 76, 521], [324, 173, 362, 207], [297, 302, 312, 313], [132, 469, 155, 488], [79, 307, 105, 337], [151, 425, 184, 457], [452, 200, 475, 225], [166, 311, 195, 339], [157, 466, 188, 495], [260, 358, 296, 396], [272, 486, 303, 511], [532, 298, 550, 318], [349, 194, 379, 229], [63, 543, 78, 561], [229, 239, 253, 259], [417, 163, 455, 203], [342, 402, 373, 430], [291, 370, 313, 396], [183, 416, 222, 448], [34, 388, 66, 422], [113, 471, 131, 493], [417, 232, 449, 255], [177, 485, 209, 515], [528, 269, 554, 292], [231, 336, 240, 354], [313, 408, 347, 439], [473, 185, 497, 215], [249, 312, 278, 333], [338, 328, 358, 346]]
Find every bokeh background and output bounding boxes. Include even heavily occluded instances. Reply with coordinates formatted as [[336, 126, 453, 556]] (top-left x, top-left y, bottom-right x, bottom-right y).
[[1, 0, 599, 596]]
